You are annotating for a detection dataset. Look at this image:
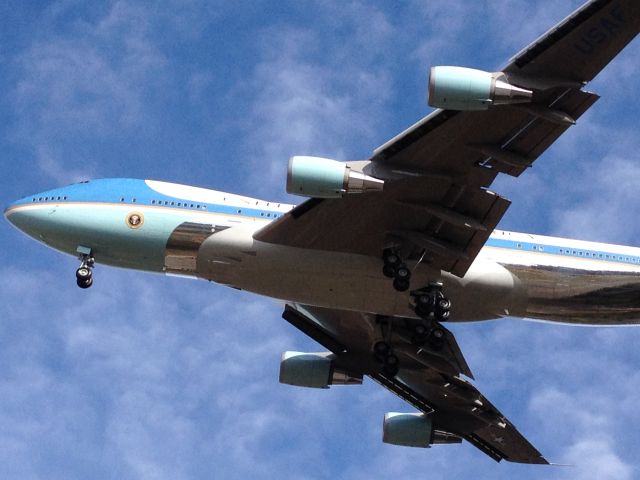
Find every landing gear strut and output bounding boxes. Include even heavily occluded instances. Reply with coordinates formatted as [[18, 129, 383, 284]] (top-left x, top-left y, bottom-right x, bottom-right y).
[[76, 253, 95, 289], [382, 249, 411, 292]]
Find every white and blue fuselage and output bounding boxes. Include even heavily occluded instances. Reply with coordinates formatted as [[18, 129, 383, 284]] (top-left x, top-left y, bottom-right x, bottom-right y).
[[6, 178, 640, 325]]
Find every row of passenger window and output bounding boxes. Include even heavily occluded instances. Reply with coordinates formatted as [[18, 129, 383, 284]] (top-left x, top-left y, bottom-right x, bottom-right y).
[[513, 241, 638, 263], [32, 196, 68, 202], [130, 198, 282, 218], [558, 248, 637, 263]]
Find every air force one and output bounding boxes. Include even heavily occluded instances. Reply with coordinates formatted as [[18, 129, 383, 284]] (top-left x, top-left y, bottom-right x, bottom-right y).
[[5, 0, 640, 464]]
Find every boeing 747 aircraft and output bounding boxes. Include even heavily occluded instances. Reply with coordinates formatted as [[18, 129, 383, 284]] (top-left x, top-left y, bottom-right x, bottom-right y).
[[5, 0, 640, 465]]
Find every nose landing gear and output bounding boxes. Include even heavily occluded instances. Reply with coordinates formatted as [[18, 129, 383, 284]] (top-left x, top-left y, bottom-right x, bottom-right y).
[[76, 253, 95, 289]]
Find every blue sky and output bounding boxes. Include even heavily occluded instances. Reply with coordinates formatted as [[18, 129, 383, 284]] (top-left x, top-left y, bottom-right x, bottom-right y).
[[1, 1, 640, 478]]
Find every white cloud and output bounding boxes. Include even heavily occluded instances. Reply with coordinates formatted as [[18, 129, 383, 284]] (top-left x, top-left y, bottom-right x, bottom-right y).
[[244, 19, 393, 196], [10, 2, 167, 184]]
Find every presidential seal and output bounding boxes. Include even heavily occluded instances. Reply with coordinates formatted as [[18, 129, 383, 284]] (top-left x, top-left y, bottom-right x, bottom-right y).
[[126, 212, 144, 229]]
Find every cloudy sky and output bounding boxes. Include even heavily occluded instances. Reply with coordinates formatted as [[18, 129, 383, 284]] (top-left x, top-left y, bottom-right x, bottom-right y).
[[1, 1, 639, 478]]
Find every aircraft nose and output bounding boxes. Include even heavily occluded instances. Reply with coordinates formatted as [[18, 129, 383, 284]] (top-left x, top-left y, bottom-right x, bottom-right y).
[[4, 194, 62, 243]]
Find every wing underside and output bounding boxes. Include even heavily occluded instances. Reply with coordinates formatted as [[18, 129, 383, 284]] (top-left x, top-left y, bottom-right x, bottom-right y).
[[283, 304, 548, 464]]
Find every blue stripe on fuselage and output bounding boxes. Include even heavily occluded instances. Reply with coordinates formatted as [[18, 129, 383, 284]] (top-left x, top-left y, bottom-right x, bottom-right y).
[[9, 178, 286, 220], [10, 178, 640, 267]]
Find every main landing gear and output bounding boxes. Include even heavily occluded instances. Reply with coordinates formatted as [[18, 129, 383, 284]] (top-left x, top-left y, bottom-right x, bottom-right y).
[[411, 282, 451, 321], [76, 253, 95, 289], [382, 249, 411, 292], [373, 283, 452, 378]]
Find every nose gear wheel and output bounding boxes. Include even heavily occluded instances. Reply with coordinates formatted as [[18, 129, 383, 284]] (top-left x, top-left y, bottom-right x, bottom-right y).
[[76, 253, 95, 289]]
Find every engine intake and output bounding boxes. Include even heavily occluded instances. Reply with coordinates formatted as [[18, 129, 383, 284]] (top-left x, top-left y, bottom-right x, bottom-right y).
[[279, 351, 363, 389], [286, 156, 384, 198], [428, 66, 533, 111]]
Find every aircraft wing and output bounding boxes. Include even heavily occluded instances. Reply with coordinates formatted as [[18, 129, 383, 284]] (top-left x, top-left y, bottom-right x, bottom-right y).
[[255, 0, 640, 278], [282, 304, 548, 464]]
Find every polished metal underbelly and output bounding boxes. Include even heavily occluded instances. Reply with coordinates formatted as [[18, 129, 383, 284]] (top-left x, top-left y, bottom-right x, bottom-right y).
[[503, 263, 640, 325]]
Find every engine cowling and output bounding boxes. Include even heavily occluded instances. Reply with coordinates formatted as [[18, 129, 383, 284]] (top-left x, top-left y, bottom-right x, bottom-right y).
[[279, 351, 363, 389], [286, 156, 384, 198], [383, 412, 433, 448], [428, 66, 533, 111], [382, 412, 462, 448]]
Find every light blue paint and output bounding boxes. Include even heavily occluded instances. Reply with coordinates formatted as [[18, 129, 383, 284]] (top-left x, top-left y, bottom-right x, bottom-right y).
[[287, 157, 346, 198], [7, 178, 286, 220], [8, 178, 640, 269], [429, 66, 493, 111], [6, 203, 183, 271]]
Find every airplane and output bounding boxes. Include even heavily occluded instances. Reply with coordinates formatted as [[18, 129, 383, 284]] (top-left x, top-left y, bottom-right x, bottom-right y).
[[4, 0, 640, 465]]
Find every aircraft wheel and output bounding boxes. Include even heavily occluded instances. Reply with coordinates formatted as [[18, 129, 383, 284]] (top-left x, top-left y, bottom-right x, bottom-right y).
[[384, 353, 399, 367], [382, 264, 396, 278], [414, 323, 428, 336], [427, 327, 445, 349], [437, 298, 451, 310], [76, 267, 92, 281], [383, 250, 400, 268], [395, 264, 411, 280], [374, 341, 391, 358], [77, 277, 93, 289], [393, 278, 410, 292]]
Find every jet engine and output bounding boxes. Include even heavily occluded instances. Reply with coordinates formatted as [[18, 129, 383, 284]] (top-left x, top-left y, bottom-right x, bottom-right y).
[[383, 412, 433, 447], [286, 156, 384, 198], [279, 351, 363, 389], [428, 66, 533, 111], [382, 412, 462, 448]]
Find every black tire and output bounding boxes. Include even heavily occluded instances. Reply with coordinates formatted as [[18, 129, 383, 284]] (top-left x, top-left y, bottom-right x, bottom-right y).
[[438, 310, 450, 321], [373, 341, 390, 357], [382, 264, 396, 278], [393, 278, 410, 292], [395, 264, 411, 280], [77, 277, 93, 289], [417, 294, 435, 308], [430, 327, 445, 339], [414, 324, 428, 336], [383, 250, 400, 267], [384, 353, 399, 367], [438, 298, 451, 310], [76, 267, 92, 280]]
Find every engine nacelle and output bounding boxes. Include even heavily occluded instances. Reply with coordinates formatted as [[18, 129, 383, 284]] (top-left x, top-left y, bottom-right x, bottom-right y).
[[382, 412, 462, 448], [279, 351, 363, 389], [383, 412, 433, 448], [428, 66, 533, 111], [286, 156, 384, 198]]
